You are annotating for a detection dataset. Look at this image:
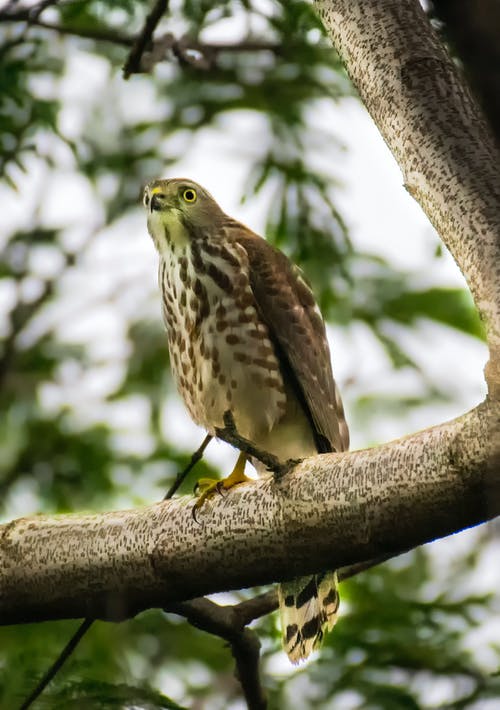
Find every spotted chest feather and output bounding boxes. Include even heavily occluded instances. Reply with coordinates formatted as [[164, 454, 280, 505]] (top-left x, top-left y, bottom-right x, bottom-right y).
[[158, 235, 287, 441]]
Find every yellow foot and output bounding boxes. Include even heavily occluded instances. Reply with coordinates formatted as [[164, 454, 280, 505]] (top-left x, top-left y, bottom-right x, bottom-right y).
[[192, 452, 251, 520]]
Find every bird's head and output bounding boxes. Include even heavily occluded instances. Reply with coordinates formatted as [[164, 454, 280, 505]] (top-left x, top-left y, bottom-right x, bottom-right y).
[[143, 178, 225, 252]]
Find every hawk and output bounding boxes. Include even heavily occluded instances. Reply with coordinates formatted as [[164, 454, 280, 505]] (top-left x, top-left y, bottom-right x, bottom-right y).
[[143, 177, 349, 662]]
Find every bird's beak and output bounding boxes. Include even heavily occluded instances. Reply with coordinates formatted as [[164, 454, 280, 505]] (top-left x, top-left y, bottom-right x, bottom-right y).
[[150, 193, 163, 212]]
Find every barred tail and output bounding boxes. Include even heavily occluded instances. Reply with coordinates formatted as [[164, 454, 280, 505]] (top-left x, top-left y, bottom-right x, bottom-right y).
[[278, 571, 339, 664]]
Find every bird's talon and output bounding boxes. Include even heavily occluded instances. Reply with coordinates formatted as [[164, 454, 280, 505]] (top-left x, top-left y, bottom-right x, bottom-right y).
[[192, 451, 252, 513]]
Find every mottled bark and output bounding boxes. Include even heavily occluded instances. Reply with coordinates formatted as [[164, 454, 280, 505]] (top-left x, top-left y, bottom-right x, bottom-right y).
[[0, 0, 499, 627], [1, 400, 498, 624], [315, 0, 500, 395]]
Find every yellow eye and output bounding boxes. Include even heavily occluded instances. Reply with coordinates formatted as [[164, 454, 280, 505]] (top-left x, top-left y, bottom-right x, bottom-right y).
[[182, 188, 197, 203]]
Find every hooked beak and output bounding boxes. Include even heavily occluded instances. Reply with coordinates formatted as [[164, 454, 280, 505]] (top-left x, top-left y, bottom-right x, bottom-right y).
[[150, 193, 163, 212]]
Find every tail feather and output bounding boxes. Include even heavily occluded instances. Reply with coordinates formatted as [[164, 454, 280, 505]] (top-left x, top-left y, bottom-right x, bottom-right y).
[[278, 571, 339, 663]]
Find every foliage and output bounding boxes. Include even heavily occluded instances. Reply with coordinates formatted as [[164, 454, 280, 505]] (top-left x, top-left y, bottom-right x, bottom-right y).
[[0, 1, 494, 709]]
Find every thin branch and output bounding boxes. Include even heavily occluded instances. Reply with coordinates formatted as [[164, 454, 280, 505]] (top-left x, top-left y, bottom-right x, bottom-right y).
[[231, 630, 266, 710], [29, 18, 133, 45], [164, 434, 212, 500], [122, 0, 169, 79], [17, 618, 93, 710], [168, 598, 267, 710], [17, 437, 212, 710], [164, 554, 396, 709], [226, 554, 397, 627], [0, 7, 284, 71]]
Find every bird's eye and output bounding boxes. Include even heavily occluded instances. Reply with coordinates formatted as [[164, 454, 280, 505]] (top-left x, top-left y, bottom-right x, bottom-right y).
[[182, 188, 197, 203]]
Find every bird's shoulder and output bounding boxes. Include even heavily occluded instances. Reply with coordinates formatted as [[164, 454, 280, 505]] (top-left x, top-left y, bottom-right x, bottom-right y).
[[228, 222, 319, 321]]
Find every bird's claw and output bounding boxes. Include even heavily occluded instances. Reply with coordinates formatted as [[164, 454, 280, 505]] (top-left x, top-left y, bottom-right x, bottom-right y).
[[191, 454, 252, 522]]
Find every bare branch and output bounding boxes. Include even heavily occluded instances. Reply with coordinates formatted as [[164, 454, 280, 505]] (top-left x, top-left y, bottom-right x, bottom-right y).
[[164, 433, 213, 499], [163, 556, 395, 710], [168, 598, 267, 710], [18, 618, 93, 710], [28, 18, 133, 45], [0, 6, 283, 71], [122, 0, 169, 79], [1, 401, 498, 626]]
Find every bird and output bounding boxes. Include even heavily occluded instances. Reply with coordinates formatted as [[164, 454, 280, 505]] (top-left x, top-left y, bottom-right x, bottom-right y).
[[143, 177, 349, 663]]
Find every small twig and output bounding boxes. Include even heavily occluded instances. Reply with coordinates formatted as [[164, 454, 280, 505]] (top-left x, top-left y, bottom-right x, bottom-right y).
[[0, 9, 286, 74], [338, 554, 396, 582], [164, 434, 212, 499], [17, 618, 93, 710], [232, 590, 278, 625], [30, 18, 133, 45], [122, 0, 168, 79]]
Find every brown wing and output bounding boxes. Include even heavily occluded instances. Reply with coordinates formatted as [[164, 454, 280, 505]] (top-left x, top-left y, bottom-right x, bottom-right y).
[[236, 229, 349, 454]]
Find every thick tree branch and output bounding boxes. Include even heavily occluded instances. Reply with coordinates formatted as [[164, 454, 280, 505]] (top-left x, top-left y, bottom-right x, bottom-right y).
[[1, 400, 498, 625], [315, 0, 500, 396]]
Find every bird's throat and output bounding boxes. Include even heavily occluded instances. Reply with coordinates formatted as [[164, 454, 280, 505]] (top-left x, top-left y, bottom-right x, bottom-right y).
[[162, 211, 189, 248], [148, 210, 189, 255]]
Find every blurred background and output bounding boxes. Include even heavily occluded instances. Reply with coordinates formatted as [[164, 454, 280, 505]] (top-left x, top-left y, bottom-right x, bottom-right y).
[[0, 1, 499, 708]]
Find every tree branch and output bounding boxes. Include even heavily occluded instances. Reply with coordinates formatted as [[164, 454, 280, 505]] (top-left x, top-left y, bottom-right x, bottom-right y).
[[122, 0, 169, 79], [1, 400, 498, 625], [0, 10, 283, 72], [168, 598, 267, 710], [28, 18, 133, 45], [163, 556, 392, 710], [315, 0, 500, 396]]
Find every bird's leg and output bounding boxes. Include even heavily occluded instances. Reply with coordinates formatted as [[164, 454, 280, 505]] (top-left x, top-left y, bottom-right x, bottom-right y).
[[193, 451, 252, 515], [217, 450, 251, 491], [215, 410, 299, 478]]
